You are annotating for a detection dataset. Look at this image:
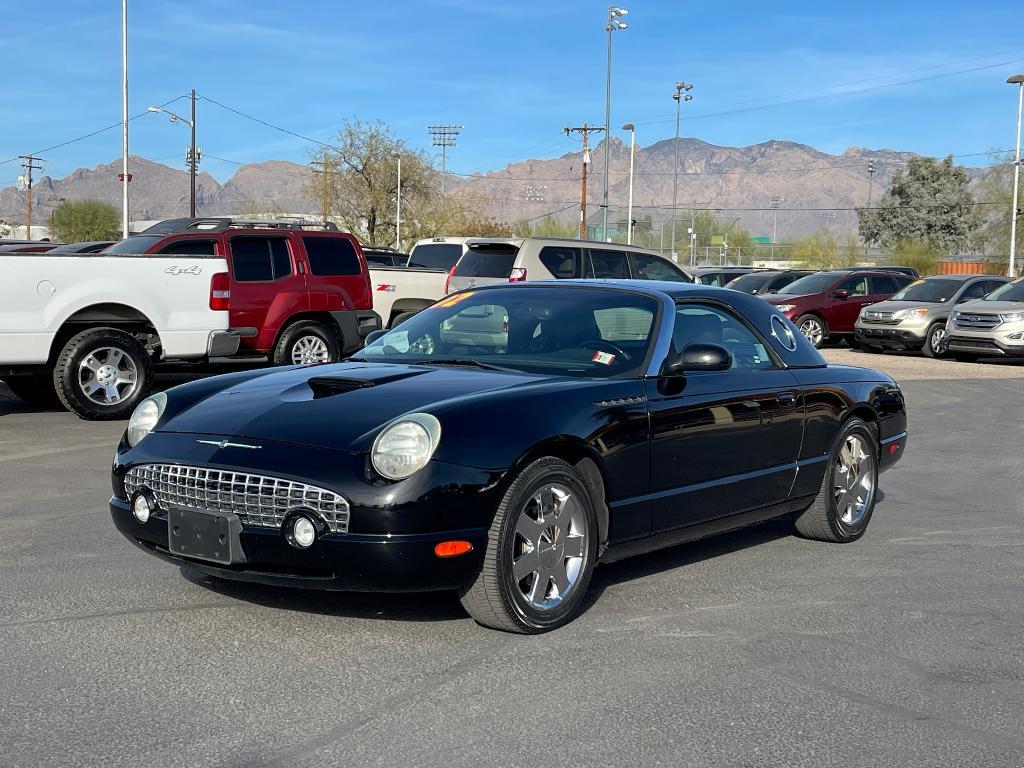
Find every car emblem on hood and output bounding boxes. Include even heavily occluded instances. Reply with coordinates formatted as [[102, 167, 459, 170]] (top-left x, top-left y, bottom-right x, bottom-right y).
[[196, 439, 262, 450]]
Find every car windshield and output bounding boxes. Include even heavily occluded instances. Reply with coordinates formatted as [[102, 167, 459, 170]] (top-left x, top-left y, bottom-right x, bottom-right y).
[[103, 235, 163, 254], [984, 279, 1024, 303], [889, 278, 961, 303], [359, 286, 659, 378], [775, 272, 840, 295], [408, 243, 463, 270], [726, 273, 772, 293]]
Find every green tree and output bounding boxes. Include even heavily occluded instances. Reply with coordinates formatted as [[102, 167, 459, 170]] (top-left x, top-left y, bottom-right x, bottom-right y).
[[792, 229, 861, 270], [52, 200, 120, 243], [857, 155, 983, 254], [975, 151, 1022, 260], [891, 238, 940, 275]]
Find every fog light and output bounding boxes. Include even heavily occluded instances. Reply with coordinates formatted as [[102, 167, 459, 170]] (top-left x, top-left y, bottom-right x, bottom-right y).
[[131, 490, 153, 523], [288, 515, 317, 549]]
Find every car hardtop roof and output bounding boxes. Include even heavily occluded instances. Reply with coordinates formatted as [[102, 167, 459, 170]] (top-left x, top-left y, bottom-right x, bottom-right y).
[[459, 236, 665, 257], [464, 277, 729, 299], [917, 273, 992, 282]]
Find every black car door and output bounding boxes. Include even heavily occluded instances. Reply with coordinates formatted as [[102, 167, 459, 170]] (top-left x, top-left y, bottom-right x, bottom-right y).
[[644, 301, 805, 533]]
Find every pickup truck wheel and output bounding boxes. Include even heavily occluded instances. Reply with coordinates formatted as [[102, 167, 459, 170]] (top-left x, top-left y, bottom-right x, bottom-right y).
[[2, 374, 59, 407], [273, 321, 341, 366], [459, 457, 598, 633], [53, 328, 153, 420]]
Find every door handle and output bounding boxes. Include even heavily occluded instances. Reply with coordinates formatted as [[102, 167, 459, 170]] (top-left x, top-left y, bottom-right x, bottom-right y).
[[777, 391, 797, 408]]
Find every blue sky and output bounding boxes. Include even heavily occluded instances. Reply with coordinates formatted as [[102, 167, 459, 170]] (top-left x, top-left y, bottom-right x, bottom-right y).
[[3, 0, 1023, 182]]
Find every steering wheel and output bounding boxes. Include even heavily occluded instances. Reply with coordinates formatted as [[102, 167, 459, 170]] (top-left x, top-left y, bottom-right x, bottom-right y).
[[576, 339, 632, 361]]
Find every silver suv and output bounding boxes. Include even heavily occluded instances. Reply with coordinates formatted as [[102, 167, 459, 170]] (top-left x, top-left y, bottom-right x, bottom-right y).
[[854, 274, 1008, 358], [445, 237, 691, 294], [946, 277, 1024, 360]]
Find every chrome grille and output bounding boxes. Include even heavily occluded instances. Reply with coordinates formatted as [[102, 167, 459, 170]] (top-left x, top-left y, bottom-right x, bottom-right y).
[[124, 464, 349, 533], [952, 313, 1000, 330], [861, 310, 898, 325]]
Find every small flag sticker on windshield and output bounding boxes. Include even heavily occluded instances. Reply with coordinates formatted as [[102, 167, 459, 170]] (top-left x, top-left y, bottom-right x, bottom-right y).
[[592, 351, 615, 365]]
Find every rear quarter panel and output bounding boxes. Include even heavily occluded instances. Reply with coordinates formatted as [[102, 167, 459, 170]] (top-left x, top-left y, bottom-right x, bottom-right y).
[[0, 254, 229, 363]]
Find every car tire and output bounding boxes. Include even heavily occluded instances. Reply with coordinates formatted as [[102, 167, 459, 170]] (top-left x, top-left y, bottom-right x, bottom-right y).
[[459, 457, 598, 634], [844, 335, 862, 350], [53, 327, 153, 420], [795, 314, 827, 348], [793, 417, 879, 543], [2, 373, 59, 407], [921, 322, 949, 359], [273, 321, 341, 366]]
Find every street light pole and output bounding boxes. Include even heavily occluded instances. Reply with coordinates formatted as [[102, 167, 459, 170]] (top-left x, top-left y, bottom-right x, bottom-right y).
[[622, 123, 635, 244], [1008, 74, 1024, 277], [148, 96, 200, 217], [396, 155, 402, 251], [121, 0, 129, 238], [602, 6, 628, 241], [669, 81, 693, 262]]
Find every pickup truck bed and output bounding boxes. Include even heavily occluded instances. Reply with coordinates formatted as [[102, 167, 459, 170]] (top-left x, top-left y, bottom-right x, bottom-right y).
[[368, 266, 448, 327]]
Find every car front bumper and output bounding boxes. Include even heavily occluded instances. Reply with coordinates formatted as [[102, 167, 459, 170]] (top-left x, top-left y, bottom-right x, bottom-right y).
[[854, 324, 927, 349], [946, 335, 1024, 356], [110, 497, 487, 592]]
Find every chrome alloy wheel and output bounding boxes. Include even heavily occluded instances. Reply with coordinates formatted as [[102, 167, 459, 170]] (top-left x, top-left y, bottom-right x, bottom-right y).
[[78, 346, 139, 405], [290, 335, 330, 365], [833, 434, 874, 526], [929, 325, 948, 355], [512, 483, 588, 611], [799, 317, 824, 347]]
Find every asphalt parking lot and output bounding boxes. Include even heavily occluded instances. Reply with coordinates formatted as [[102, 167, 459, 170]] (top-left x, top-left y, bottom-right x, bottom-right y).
[[2, 356, 1023, 768]]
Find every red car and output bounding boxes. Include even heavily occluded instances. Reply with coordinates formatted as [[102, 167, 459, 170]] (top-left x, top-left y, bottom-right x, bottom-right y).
[[104, 218, 380, 364], [764, 269, 913, 348]]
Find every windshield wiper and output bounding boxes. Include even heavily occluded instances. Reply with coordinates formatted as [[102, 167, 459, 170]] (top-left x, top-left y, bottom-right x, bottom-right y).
[[412, 358, 514, 372]]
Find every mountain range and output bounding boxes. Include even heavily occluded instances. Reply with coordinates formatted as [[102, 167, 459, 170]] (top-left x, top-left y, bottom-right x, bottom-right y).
[[0, 139, 986, 239]]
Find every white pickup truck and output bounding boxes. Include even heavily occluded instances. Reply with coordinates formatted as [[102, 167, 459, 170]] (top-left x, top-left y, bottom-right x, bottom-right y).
[[368, 266, 449, 328], [1, 250, 237, 419]]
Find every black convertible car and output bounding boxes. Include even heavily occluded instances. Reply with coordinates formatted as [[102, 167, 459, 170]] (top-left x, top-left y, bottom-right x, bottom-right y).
[[111, 281, 907, 633]]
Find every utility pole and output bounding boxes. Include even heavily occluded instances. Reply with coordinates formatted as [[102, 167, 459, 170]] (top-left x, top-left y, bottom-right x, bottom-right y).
[[769, 195, 782, 259], [395, 155, 402, 251], [18, 155, 44, 239], [1007, 74, 1024, 277], [188, 89, 198, 216], [866, 158, 876, 208], [121, 0, 129, 239], [428, 124, 462, 198], [564, 124, 605, 239]]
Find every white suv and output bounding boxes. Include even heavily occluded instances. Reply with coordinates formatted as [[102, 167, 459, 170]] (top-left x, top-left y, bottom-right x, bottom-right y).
[[445, 238, 691, 294]]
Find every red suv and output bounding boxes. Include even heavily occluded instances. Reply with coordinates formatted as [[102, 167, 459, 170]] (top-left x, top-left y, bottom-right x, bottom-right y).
[[764, 269, 913, 348], [106, 218, 380, 364]]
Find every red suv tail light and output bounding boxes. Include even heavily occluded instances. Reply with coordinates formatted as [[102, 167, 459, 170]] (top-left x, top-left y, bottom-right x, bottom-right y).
[[509, 267, 527, 282], [444, 265, 457, 294], [210, 272, 231, 311]]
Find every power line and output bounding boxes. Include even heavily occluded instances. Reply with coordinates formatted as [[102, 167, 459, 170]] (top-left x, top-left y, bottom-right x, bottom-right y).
[[0, 95, 189, 168], [199, 96, 337, 149]]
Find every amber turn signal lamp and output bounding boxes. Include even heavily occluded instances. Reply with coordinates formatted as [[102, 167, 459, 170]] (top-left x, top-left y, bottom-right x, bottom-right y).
[[434, 540, 473, 558]]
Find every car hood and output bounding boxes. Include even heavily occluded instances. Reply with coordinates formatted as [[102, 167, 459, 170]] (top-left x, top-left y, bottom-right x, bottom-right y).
[[157, 362, 546, 452], [954, 300, 1024, 314], [860, 300, 942, 313], [765, 293, 816, 304]]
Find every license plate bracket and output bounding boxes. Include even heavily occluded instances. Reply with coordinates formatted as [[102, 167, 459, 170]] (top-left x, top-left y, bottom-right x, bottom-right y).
[[168, 508, 246, 565]]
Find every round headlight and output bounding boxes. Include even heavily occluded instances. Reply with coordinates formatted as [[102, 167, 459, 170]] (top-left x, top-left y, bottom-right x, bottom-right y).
[[127, 392, 167, 448], [371, 413, 441, 480]]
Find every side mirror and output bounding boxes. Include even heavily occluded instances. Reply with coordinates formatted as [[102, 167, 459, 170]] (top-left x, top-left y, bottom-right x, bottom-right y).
[[364, 329, 387, 346], [664, 343, 732, 374], [831, 289, 849, 299]]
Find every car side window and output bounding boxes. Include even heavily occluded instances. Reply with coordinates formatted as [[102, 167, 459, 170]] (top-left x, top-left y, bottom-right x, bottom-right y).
[[585, 249, 630, 279], [836, 276, 869, 297], [538, 246, 582, 279], [229, 237, 292, 282], [157, 239, 216, 255], [958, 280, 991, 301], [869, 275, 898, 294], [302, 236, 362, 276], [630, 252, 688, 282], [672, 304, 775, 370]]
